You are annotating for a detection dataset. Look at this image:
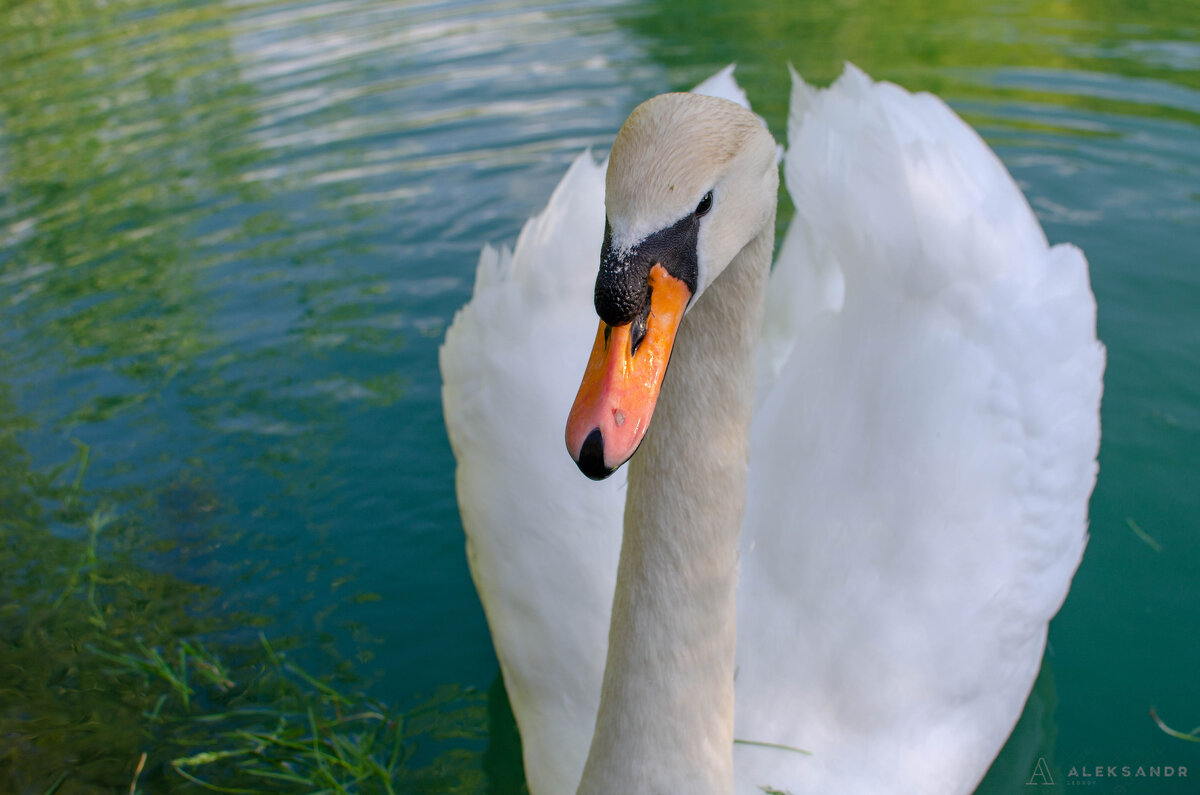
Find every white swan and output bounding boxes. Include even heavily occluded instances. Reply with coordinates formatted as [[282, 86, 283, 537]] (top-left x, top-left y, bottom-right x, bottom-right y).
[[440, 65, 1104, 795]]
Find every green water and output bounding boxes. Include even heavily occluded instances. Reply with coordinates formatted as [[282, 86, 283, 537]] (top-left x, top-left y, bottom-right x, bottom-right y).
[[1, 0, 1197, 791]]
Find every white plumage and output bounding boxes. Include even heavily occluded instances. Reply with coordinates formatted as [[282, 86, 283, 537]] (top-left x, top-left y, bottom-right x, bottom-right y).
[[440, 64, 1104, 794]]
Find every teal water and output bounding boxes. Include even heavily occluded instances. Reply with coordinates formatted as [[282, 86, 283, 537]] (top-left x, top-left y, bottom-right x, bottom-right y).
[[1, 0, 1198, 791]]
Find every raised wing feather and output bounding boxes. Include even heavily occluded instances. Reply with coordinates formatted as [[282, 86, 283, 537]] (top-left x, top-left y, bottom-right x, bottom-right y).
[[733, 64, 1104, 794]]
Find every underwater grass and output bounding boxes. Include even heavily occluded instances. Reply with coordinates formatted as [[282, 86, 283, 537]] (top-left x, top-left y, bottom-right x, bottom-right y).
[[0, 438, 494, 793], [92, 632, 489, 794]]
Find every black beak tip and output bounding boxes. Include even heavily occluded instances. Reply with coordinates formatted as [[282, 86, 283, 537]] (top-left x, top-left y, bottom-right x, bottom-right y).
[[576, 428, 614, 481]]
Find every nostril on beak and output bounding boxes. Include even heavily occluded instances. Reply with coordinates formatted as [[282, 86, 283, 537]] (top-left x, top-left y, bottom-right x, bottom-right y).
[[576, 428, 613, 481]]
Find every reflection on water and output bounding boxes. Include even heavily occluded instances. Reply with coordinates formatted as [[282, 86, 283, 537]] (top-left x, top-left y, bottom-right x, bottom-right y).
[[1, 0, 1198, 790]]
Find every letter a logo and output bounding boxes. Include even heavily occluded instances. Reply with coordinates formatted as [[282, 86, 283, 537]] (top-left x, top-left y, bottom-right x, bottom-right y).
[[1026, 757, 1055, 785]]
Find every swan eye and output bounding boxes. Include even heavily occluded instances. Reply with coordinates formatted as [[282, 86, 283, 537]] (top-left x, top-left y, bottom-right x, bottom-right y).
[[694, 191, 713, 218]]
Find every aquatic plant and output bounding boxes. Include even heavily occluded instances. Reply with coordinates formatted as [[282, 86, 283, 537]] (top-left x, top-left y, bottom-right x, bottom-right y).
[[0, 436, 497, 793]]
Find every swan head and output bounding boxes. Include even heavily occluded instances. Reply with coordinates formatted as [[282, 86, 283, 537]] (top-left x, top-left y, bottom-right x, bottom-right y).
[[565, 92, 778, 479]]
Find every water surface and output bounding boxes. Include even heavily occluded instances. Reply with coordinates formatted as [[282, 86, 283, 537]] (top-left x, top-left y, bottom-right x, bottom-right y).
[[2, 0, 1198, 790]]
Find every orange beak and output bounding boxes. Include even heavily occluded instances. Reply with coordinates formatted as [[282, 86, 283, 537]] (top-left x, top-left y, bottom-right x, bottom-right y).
[[565, 263, 692, 479]]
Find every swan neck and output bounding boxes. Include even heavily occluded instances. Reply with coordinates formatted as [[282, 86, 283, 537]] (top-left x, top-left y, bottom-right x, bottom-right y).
[[577, 219, 774, 795]]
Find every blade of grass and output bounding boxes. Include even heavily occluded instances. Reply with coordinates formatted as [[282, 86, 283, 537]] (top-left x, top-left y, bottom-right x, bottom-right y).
[[172, 748, 257, 767], [171, 764, 265, 794], [306, 703, 342, 788], [1150, 707, 1200, 743], [42, 771, 68, 795], [283, 659, 352, 705], [241, 767, 319, 786], [1127, 518, 1163, 552], [129, 751, 146, 795], [735, 738, 812, 755]]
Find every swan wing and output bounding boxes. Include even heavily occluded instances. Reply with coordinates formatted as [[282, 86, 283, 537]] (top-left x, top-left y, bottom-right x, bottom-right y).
[[441, 66, 755, 795], [734, 64, 1105, 795], [441, 151, 623, 795]]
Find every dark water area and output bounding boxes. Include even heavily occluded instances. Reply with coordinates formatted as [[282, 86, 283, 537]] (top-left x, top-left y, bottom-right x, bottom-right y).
[[2, 0, 1198, 791]]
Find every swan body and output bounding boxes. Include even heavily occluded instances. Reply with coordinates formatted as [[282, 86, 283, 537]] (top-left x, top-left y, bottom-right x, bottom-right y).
[[440, 65, 1104, 794]]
